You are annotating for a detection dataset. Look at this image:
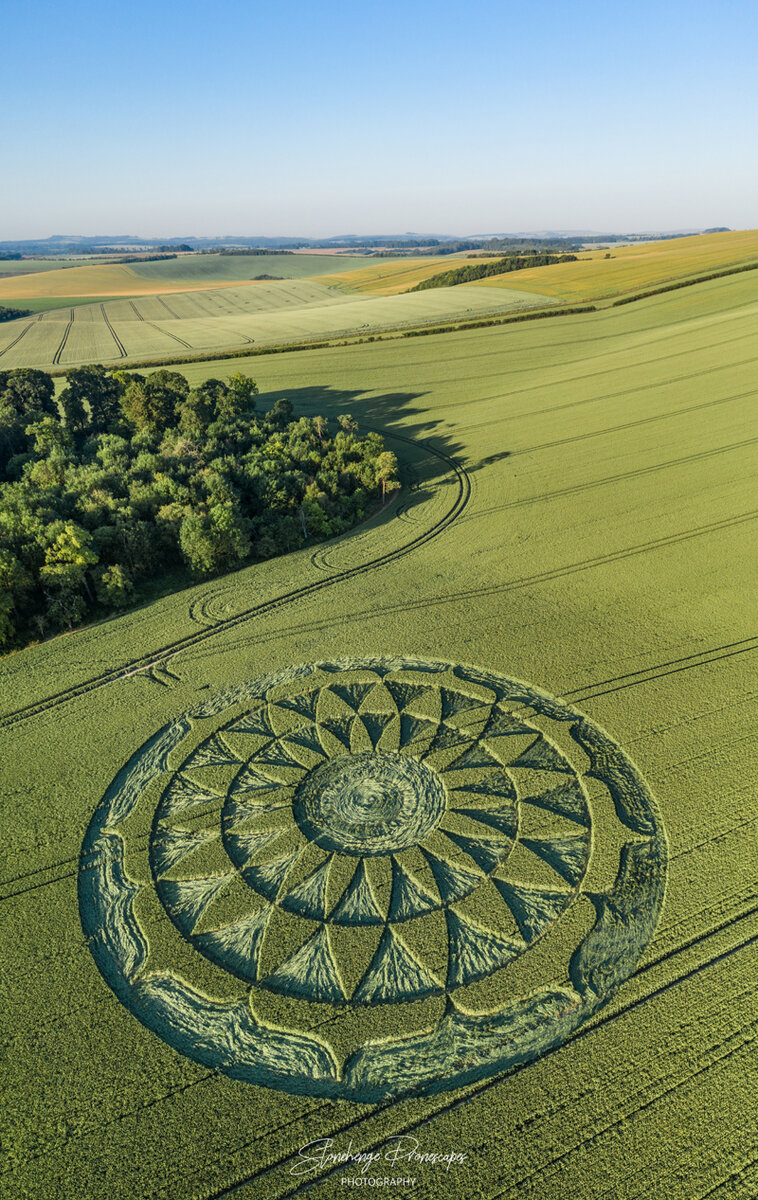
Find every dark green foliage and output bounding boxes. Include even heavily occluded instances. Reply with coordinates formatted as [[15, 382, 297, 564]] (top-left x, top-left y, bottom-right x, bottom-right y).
[[0, 367, 399, 652], [410, 254, 578, 291], [59, 365, 123, 433], [0, 305, 34, 321]]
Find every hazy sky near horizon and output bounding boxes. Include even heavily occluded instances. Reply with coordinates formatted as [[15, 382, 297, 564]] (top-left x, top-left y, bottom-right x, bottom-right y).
[[3, 0, 756, 238]]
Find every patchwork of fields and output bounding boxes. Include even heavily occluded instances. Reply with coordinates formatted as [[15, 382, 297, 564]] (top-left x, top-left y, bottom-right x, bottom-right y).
[[470, 228, 758, 300], [2, 266, 756, 1198], [0, 280, 550, 370], [0, 254, 386, 301]]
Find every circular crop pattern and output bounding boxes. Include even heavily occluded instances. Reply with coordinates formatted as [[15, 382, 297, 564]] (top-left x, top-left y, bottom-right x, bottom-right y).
[[79, 656, 667, 1101]]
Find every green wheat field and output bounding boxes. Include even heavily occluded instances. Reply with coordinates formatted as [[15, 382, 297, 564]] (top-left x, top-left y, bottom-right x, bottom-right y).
[[1, 244, 757, 1199]]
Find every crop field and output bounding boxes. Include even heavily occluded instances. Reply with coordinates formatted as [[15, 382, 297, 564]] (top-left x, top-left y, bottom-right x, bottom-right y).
[[0, 257, 97, 278], [469, 228, 758, 301], [2, 268, 757, 1200], [0, 281, 548, 371], [127, 253, 372, 283], [0, 254, 379, 302], [315, 255, 487, 295]]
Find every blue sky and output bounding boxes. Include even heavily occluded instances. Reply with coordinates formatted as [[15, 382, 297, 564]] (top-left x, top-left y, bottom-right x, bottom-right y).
[[3, 0, 756, 237]]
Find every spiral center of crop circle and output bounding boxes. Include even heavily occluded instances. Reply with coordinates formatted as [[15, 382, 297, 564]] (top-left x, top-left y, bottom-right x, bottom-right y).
[[293, 750, 447, 855]]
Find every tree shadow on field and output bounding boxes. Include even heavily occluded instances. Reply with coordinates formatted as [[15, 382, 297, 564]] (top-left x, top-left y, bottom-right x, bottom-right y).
[[256, 384, 510, 517]]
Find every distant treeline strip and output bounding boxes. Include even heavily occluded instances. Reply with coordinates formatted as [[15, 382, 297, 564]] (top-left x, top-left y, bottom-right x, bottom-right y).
[[612, 260, 758, 305], [0, 305, 33, 322], [410, 254, 578, 291]]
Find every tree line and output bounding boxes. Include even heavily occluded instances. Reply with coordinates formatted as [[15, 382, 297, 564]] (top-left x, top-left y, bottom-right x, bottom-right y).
[[410, 254, 578, 291], [0, 366, 400, 653], [0, 306, 33, 322]]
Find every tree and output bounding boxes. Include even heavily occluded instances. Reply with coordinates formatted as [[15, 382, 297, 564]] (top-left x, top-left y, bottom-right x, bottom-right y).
[[1, 369, 57, 421], [59, 386, 89, 435], [0, 548, 27, 650], [95, 563, 133, 608], [223, 373, 258, 417], [62, 366, 123, 432], [0, 365, 400, 652], [266, 397, 293, 429], [338, 413, 358, 434], [179, 502, 250, 575], [373, 451, 400, 505], [122, 370, 188, 431], [26, 417, 73, 459], [40, 522, 98, 599]]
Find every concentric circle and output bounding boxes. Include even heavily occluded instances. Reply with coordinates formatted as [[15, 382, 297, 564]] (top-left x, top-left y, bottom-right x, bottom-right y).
[[79, 656, 667, 1101], [292, 751, 448, 855]]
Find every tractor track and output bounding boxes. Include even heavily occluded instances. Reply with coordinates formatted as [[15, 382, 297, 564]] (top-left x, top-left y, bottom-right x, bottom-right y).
[[0, 313, 42, 359], [51, 307, 74, 365], [127, 298, 192, 348], [0, 432, 469, 731], [99, 303, 127, 357]]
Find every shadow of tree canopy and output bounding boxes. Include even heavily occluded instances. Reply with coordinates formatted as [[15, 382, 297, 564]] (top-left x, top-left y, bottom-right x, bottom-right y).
[[254, 384, 510, 500]]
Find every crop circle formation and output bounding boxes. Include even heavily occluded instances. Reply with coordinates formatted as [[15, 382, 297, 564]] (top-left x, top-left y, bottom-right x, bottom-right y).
[[79, 656, 667, 1101]]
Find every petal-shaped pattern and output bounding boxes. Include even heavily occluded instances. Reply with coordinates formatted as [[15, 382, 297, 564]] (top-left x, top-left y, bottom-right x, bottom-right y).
[[455, 805, 518, 839], [491, 879, 570, 943], [384, 680, 431, 713], [421, 850, 482, 904], [360, 711, 396, 749], [184, 734, 241, 770], [521, 835, 589, 885], [399, 713, 439, 748], [482, 708, 536, 740], [195, 908, 271, 979], [263, 927, 345, 1003], [510, 736, 574, 775], [152, 825, 218, 878], [444, 830, 507, 873], [159, 873, 235, 935], [331, 861, 384, 925], [446, 909, 523, 987], [445, 742, 503, 773], [440, 688, 490, 724], [521, 780, 589, 828], [225, 825, 283, 867], [276, 691, 321, 721], [280, 856, 333, 920], [230, 764, 287, 798], [388, 858, 439, 921], [160, 774, 222, 818], [242, 852, 301, 900], [448, 772, 515, 802], [353, 927, 443, 1003], [286, 726, 328, 759], [226, 708, 278, 738], [330, 683, 378, 713], [319, 716, 354, 752]]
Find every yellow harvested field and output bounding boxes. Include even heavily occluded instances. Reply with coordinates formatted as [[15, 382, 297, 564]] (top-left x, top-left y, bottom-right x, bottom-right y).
[[471, 228, 758, 300], [315, 254, 485, 295]]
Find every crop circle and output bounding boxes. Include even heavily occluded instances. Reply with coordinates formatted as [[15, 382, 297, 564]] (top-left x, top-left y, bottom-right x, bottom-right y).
[[79, 656, 667, 1101]]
